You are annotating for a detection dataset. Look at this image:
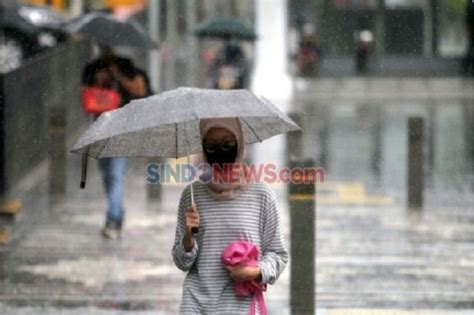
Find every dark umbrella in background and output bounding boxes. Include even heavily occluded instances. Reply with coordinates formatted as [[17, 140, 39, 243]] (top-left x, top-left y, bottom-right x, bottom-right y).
[[0, 0, 69, 73], [66, 11, 158, 49], [194, 17, 257, 41]]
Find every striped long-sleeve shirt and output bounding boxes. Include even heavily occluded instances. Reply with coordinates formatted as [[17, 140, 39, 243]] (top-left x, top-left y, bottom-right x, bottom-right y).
[[172, 181, 288, 314]]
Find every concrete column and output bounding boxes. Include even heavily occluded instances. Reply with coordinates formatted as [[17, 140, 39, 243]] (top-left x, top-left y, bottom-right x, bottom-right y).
[[374, 0, 385, 58], [47, 47, 67, 199], [427, 106, 436, 187], [215, 0, 225, 16], [49, 107, 66, 197], [197, 0, 217, 89], [204, 0, 216, 18], [424, 0, 439, 57], [252, 0, 292, 99], [165, 0, 178, 90], [0, 75, 6, 197], [430, 0, 439, 56], [221, 0, 232, 16], [371, 106, 383, 180], [289, 159, 316, 315], [186, 0, 199, 87], [463, 103, 474, 192], [70, 0, 84, 16], [147, 158, 162, 201], [285, 120, 315, 314], [0, 72, 21, 244], [148, 0, 161, 92], [318, 106, 330, 171], [230, 0, 238, 17], [407, 117, 424, 210], [147, 1, 162, 200], [286, 112, 303, 165]]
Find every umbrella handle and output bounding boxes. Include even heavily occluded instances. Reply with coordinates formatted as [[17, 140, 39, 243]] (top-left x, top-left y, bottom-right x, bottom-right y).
[[188, 155, 198, 235], [185, 127, 197, 234], [80, 116, 94, 189], [80, 153, 88, 189]]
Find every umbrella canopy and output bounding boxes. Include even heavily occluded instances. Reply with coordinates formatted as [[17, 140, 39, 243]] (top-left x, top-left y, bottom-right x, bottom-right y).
[[72, 87, 301, 218], [66, 11, 158, 49], [194, 17, 257, 41], [71, 87, 300, 159]]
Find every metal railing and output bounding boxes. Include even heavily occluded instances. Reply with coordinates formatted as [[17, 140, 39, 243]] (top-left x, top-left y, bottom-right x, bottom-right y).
[[0, 39, 91, 197]]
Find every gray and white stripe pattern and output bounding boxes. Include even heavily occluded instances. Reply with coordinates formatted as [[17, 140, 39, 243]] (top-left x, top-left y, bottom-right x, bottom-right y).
[[172, 181, 288, 314]]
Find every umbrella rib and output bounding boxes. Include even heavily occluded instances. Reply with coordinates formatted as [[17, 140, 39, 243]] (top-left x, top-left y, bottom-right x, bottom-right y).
[[241, 118, 262, 142], [175, 123, 178, 159]]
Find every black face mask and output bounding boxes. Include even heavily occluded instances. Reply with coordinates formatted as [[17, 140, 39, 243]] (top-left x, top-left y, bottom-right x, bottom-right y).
[[204, 144, 238, 169]]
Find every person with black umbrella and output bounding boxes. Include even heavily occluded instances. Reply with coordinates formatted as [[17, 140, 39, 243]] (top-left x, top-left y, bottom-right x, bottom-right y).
[[193, 17, 256, 90], [70, 9, 158, 239], [81, 45, 148, 239], [207, 40, 250, 90]]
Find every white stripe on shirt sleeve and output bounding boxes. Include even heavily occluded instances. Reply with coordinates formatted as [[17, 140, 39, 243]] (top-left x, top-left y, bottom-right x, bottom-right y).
[[257, 187, 289, 285]]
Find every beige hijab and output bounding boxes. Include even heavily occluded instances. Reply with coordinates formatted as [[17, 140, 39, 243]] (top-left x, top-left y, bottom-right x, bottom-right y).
[[199, 118, 249, 200]]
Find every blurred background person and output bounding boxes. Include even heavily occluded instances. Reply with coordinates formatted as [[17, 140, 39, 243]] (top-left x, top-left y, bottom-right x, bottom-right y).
[[296, 23, 321, 77], [206, 40, 250, 90], [81, 45, 148, 239], [354, 29, 374, 75]]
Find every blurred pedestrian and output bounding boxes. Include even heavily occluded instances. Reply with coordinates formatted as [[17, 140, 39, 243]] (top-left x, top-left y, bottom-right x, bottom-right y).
[[462, 0, 474, 76], [172, 118, 288, 313], [355, 30, 374, 74], [207, 40, 250, 90], [296, 23, 322, 77], [81, 46, 149, 239]]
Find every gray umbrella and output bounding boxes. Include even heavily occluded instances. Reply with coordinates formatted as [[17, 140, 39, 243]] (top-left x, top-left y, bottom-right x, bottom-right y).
[[66, 11, 158, 49], [71, 87, 301, 210], [71, 87, 300, 158]]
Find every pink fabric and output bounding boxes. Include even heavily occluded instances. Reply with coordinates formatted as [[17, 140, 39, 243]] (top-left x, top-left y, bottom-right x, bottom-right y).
[[221, 241, 267, 315]]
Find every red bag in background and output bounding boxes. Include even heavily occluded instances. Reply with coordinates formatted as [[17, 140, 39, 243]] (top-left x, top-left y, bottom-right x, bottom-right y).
[[82, 87, 121, 114]]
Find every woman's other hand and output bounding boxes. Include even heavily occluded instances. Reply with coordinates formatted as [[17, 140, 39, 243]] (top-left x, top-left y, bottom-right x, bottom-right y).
[[224, 264, 261, 282]]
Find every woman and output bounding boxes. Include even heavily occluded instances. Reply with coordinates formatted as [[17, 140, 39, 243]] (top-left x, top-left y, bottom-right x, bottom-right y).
[[172, 118, 288, 314]]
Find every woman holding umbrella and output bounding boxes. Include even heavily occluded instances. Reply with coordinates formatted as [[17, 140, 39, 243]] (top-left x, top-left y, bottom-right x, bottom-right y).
[[71, 88, 300, 312], [172, 118, 288, 314]]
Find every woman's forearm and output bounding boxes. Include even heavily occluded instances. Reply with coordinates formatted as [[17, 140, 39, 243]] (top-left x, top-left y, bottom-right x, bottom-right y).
[[258, 250, 288, 285], [183, 231, 195, 252]]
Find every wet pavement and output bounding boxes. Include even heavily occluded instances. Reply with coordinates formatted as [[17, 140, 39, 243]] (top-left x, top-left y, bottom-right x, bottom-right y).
[[1, 78, 474, 314], [296, 78, 474, 311]]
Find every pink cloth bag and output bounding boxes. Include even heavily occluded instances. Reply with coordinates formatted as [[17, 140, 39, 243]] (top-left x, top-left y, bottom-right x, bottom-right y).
[[221, 241, 267, 315]]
